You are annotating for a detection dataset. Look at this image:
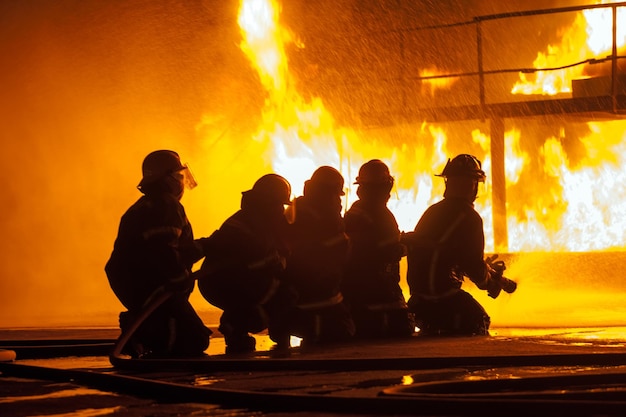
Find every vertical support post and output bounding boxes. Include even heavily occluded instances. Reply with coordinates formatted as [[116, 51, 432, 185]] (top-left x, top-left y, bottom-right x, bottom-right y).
[[490, 117, 508, 252], [399, 30, 406, 112], [611, 4, 618, 113], [475, 19, 485, 114]]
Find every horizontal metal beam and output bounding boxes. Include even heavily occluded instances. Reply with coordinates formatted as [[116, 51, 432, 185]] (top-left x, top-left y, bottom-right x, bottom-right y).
[[360, 95, 626, 126]]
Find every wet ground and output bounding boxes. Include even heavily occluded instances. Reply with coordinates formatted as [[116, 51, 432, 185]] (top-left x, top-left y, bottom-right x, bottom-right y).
[[1, 326, 626, 416]]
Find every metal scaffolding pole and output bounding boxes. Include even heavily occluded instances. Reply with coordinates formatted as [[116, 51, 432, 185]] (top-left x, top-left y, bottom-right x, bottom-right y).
[[490, 117, 508, 252]]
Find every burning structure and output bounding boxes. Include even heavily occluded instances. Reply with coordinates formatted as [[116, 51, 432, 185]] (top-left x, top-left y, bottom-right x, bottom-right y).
[[0, 0, 624, 329], [230, 0, 626, 329], [256, 1, 626, 253]]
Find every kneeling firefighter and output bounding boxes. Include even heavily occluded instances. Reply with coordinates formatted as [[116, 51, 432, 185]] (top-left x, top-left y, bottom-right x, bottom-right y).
[[105, 150, 212, 358], [197, 174, 292, 354], [343, 159, 415, 339], [404, 154, 517, 336], [282, 166, 355, 346]]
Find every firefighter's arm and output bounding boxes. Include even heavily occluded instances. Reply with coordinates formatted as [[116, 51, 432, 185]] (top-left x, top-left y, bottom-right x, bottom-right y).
[[481, 255, 517, 299]]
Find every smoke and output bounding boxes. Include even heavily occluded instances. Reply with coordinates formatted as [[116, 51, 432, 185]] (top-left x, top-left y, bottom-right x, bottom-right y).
[[0, 0, 264, 327]]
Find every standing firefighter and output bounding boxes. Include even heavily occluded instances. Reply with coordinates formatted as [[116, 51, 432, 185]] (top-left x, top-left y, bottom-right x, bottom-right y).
[[197, 174, 292, 354], [283, 166, 355, 346], [343, 159, 415, 338], [105, 150, 212, 358], [405, 154, 516, 336]]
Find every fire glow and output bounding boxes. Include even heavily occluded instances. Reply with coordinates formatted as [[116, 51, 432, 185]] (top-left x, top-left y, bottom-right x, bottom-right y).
[[512, 2, 626, 95], [236, 0, 626, 253], [4, 1, 626, 330]]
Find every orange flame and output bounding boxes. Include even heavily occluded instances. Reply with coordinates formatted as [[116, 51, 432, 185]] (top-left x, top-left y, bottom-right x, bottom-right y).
[[419, 68, 458, 96], [512, 1, 626, 95], [238, 0, 350, 193], [506, 1, 626, 251], [237, 0, 626, 255], [237, 0, 445, 222]]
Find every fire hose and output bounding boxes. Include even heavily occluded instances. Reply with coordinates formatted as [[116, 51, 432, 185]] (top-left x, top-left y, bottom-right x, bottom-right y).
[[2, 349, 626, 416]]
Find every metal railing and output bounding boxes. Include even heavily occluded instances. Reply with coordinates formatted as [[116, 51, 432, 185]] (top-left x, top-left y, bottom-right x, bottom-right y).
[[400, 2, 626, 114]]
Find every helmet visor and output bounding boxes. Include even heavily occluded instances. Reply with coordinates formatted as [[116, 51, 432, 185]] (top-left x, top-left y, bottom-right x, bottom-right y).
[[475, 179, 486, 199], [171, 164, 197, 190], [181, 164, 198, 190]]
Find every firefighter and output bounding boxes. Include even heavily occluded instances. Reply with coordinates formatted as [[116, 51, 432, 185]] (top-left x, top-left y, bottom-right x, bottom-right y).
[[105, 150, 212, 358], [282, 166, 355, 346], [404, 154, 516, 336], [342, 160, 415, 339], [197, 174, 292, 354]]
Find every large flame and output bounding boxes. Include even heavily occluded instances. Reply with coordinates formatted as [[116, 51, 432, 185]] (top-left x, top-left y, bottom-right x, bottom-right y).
[[236, 0, 626, 255], [507, 1, 626, 251], [512, 1, 626, 95], [419, 67, 459, 96], [229, 0, 626, 331], [236, 0, 447, 227], [238, 0, 351, 194]]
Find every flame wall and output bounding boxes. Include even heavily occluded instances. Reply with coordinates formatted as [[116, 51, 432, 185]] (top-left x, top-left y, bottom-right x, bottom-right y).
[[0, 0, 623, 329]]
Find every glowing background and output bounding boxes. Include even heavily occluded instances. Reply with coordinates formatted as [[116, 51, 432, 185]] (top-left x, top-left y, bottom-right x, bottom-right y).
[[0, 0, 624, 329]]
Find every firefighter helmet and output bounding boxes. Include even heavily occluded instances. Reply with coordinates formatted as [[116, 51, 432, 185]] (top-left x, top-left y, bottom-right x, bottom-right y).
[[309, 166, 345, 196], [436, 154, 486, 182], [138, 150, 197, 190], [354, 159, 394, 186], [250, 174, 292, 205], [138, 150, 184, 188]]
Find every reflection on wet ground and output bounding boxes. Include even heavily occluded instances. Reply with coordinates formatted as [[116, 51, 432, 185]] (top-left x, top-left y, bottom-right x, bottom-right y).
[[491, 326, 626, 347], [2, 326, 626, 417]]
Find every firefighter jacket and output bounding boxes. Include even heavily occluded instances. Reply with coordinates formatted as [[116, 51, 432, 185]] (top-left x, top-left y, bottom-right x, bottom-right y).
[[105, 193, 204, 311], [343, 199, 406, 306], [197, 195, 291, 310], [282, 195, 350, 305], [406, 196, 489, 299]]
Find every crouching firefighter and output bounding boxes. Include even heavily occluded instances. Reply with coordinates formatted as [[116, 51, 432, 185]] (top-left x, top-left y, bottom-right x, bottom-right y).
[[343, 159, 415, 339], [282, 166, 355, 347], [404, 154, 517, 336], [105, 150, 212, 358], [197, 174, 292, 354]]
